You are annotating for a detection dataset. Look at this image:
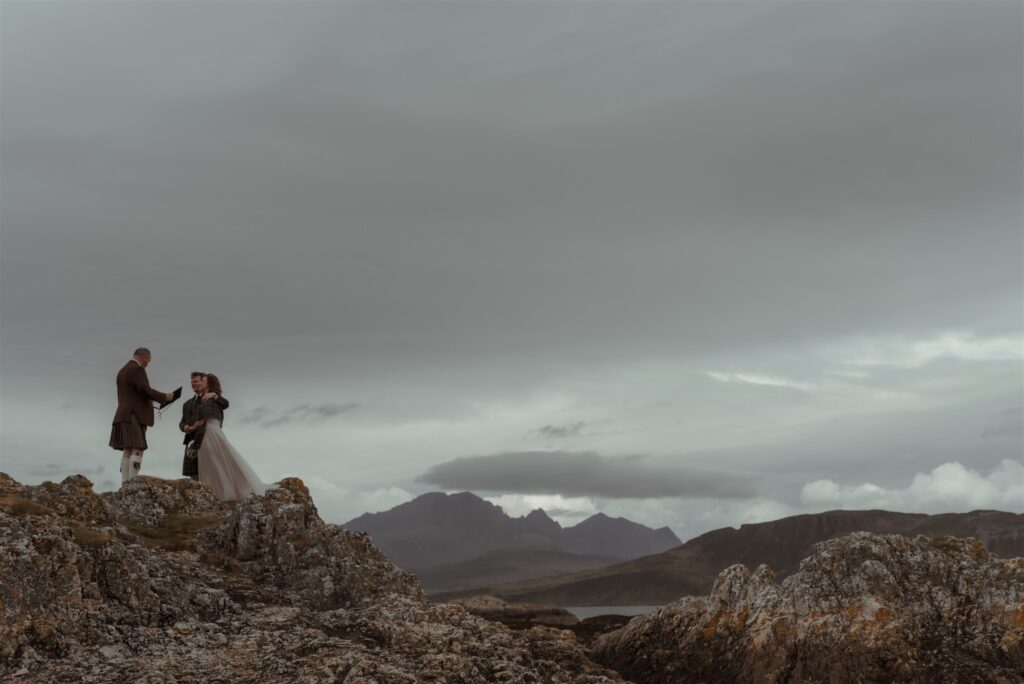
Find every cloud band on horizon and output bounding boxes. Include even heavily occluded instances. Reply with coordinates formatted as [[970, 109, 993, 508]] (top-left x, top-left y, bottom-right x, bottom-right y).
[[417, 450, 757, 499]]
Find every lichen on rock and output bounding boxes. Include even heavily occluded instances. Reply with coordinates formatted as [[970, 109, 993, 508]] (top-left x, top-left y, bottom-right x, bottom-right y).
[[593, 532, 1024, 683], [0, 473, 623, 683]]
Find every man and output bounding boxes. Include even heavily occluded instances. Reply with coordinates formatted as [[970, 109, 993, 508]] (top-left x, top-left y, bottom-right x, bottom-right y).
[[110, 347, 174, 485], [179, 372, 229, 480]]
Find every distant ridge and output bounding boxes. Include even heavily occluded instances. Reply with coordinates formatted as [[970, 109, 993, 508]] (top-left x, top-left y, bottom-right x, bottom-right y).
[[343, 491, 681, 590], [433, 508, 1024, 605]]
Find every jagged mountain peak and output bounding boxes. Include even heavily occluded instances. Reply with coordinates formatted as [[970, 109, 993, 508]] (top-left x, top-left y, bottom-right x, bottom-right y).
[[343, 491, 681, 572]]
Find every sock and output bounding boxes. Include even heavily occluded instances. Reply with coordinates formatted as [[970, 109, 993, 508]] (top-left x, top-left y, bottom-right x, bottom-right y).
[[120, 452, 131, 485], [129, 452, 143, 480]]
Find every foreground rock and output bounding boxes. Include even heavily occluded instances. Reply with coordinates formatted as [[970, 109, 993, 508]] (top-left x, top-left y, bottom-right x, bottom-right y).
[[0, 473, 624, 683], [593, 532, 1024, 683]]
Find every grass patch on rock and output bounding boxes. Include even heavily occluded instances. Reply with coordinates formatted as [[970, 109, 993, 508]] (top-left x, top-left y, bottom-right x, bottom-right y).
[[0, 495, 54, 517], [71, 524, 113, 547], [122, 512, 225, 551]]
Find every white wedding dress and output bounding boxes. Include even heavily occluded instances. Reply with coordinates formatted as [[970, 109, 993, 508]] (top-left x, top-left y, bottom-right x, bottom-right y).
[[198, 419, 267, 501]]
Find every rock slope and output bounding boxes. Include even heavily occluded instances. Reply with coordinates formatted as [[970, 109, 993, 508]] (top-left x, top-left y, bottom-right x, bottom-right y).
[[592, 532, 1024, 684], [0, 473, 624, 683]]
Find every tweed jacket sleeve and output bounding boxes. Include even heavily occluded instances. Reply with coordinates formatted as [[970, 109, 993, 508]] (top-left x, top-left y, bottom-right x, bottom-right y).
[[130, 365, 167, 404]]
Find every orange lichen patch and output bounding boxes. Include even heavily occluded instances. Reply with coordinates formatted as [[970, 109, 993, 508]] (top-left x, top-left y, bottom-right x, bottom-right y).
[[291, 535, 317, 551], [967, 538, 990, 561], [278, 477, 309, 496], [1008, 602, 1024, 630], [0, 495, 54, 517], [771, 618, 797, 640], [702, 610, 738, 639]]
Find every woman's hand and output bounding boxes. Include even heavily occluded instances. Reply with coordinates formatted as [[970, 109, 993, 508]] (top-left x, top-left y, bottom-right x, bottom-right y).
[[202, 392, 217, 401]]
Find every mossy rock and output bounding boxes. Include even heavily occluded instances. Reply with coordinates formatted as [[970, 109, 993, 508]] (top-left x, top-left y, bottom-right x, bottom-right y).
[[121, 512, 226, 551], [0, 495, 55, 517]]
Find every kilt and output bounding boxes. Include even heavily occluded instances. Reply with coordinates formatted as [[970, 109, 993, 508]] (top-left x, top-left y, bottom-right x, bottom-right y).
[[109, 414, 148, 451]]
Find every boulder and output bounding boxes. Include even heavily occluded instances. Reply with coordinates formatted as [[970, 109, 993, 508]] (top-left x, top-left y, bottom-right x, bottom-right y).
[[593, 532, 1024, 683]]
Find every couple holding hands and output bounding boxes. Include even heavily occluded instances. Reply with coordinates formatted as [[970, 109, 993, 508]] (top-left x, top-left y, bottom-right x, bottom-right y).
[[109, 347, 266, 501]]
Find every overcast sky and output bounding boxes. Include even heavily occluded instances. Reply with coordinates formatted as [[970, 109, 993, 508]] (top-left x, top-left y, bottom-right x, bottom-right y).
[[1, 1, 1021, 542]]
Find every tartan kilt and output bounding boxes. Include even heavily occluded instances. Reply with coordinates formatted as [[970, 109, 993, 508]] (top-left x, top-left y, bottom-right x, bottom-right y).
[[109, 414, 148, 451]]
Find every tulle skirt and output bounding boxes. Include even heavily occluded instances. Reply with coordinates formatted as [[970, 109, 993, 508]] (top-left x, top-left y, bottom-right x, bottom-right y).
[[198, 420, 266, 501]]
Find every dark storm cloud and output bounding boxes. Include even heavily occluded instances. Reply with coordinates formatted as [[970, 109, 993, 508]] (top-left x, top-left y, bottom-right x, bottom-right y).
[[533, 422, 588, 439], [239, 402, 359, 428], [417, 451, 756, 499], [981, 406, 1024, 439], [0, 1, 1019, 383]]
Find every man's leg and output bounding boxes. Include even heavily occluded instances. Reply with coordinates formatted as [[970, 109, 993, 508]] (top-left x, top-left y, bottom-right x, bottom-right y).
[[129, 449, 143, 480], [120, 449, 132, 485]]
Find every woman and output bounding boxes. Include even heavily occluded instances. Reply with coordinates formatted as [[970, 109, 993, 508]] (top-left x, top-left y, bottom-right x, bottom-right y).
[[186, 373, 267, 501]]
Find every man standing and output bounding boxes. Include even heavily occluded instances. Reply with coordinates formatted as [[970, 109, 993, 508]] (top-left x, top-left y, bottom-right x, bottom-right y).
[[109, 347, 173, 485], [179, 372, 229, 480]]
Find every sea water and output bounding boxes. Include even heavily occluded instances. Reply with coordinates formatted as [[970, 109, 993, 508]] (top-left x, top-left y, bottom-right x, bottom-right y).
[[564, 605, 662, 620]]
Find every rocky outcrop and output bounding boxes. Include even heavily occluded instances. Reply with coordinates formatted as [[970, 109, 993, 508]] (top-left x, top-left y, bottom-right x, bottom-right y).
[[1, 472, 115, 525], [593, 532, 1024, 684], [104, 475, 225, 529], [0, 473, 624, 683], [196, 477, 423, 610]]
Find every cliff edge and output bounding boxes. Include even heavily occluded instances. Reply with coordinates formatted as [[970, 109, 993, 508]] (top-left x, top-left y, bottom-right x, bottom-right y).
[[0, 473, 623, 683]]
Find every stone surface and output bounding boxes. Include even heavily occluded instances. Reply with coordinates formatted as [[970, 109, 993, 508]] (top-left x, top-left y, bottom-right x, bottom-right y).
[[8, 472, 1021, 683], [0, 473, 624, 683], [593, 532, 1024, 683], [103, 475, 226, 529]]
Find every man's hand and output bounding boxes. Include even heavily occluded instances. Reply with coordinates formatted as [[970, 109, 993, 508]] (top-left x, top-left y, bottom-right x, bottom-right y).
[[165, 392, 174, 402]]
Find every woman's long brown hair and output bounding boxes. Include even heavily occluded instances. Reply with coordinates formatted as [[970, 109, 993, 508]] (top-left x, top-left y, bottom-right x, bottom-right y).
[[205, 373, 223, 396]]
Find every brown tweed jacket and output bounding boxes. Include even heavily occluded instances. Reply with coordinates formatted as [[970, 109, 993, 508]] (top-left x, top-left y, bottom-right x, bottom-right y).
[[112, 360, 166, 427]]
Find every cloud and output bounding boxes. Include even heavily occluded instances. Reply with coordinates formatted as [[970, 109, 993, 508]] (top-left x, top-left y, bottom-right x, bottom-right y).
[[532, 421, 588, 439], [417, 450, 756, 499], [706, 371, 813, 391], [483, 493, 598, 525], [981, 406, 1024, 439], [829, 332, 1024, 369], [238, 402, 359, 428], [800, 459, 1024, 512], [28, 462, 105, 478], [302, 474, 413, 524]]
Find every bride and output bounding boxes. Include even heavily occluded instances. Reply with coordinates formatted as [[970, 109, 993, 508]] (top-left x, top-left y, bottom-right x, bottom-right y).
[[185, 373, 267, 500]]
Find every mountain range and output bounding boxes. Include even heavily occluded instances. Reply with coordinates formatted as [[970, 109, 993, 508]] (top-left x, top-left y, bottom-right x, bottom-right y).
[[432, 508, 1024, 604], [343, 491, 681, 591]]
